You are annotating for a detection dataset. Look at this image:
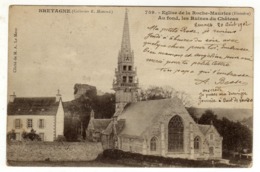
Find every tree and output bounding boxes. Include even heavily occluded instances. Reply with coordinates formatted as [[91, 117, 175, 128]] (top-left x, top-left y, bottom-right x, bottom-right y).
[[137, 85, 193, 107], [64, 116, 80, 142], [66, 95, 92, 140], [22, 129, 41, 141], [7, 129, 16, 141], [198, 109, 253, 153], [92, 93, 115, 119], [198, 110, 218, 124], [186, 107, 199, 122], [64, 90, 115, 141]]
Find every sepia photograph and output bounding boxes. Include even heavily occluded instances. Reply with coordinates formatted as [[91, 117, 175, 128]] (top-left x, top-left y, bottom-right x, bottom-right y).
[[6, 6, 253, 167]]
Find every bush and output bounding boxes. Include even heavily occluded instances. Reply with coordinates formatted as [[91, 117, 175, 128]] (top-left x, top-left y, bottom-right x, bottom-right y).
[[55, 135, 67, 142], [102, 149, 233, 167], [7, 130, 16, 141], [22, 129, 41, 141]]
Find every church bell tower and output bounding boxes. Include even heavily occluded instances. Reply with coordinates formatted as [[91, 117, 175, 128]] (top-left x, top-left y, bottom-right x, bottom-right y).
[[113, 10, 139, 112]]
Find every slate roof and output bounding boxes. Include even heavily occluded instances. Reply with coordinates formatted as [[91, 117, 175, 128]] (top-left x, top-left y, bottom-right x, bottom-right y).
[[197, 124, 211, 135], [88, 119, 111, 132], [8, 97, 59, 116], [117, 98, 188, 137], [102, 119, 126, 135]]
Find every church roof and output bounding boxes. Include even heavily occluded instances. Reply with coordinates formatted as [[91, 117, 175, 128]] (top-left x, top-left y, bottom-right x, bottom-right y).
[[197, 124, 211, 135], [8, 97, 59, 116], [88, 118, 111, 132], [198, 124, 222, 137], [118, 98, 187, 137], [102, 119, 126, 135]]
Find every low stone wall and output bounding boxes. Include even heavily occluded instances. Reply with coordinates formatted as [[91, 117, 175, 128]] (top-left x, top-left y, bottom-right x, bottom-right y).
[[7, 141, 103, 161]]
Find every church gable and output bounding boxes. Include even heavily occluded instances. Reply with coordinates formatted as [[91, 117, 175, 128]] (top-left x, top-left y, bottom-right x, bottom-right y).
[[117, 98, 189, 137], [88, 119, 111, 132], [145, 98, 199, 138]]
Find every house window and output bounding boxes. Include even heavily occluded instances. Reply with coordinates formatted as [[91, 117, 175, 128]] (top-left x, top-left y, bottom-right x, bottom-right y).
[[39, 119, 44, 128], [128, 66, 132, 71], [123, 66, 127, 71], [168, 115, 184, 151], [150, 137, 157, 151], [27, 119, 33, 128], [15, 119, 21, 129], [39, 133, 44, 141], [15, 133, 20, 141], [123, 76, 127, 83], [129, 76, 133, 83], [194, 136, 200, 150]]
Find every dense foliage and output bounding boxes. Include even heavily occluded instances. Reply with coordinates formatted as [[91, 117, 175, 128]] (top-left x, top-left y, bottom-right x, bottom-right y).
[[7, 130, 16, 141], [198, 110, 252, 153], [137, 86, 193, 107], [22, 129, 41, 141], [102, 149, 234, 167], [64, 89, 115, 141]]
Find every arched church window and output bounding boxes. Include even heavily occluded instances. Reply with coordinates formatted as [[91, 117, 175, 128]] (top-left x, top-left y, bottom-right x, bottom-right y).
[[168, 115, 184, 152], [150, 137, 157, 151], [194, 136, 200, 150]]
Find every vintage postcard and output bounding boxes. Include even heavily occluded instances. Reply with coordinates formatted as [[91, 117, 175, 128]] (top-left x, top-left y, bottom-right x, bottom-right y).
[[7, 6, 253, 167]]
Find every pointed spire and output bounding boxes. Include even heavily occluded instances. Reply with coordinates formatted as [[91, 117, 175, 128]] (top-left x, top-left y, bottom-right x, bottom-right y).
[[121, 9, 131, 53]]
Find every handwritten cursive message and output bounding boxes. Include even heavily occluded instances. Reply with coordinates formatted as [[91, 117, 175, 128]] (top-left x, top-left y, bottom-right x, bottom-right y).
[[142, 8, 253, 106]]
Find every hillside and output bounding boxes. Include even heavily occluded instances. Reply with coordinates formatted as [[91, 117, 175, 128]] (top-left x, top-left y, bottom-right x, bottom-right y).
[[191, 108, 253, 129], [240, 116, 253, 130], [193, 108, 252, 122]]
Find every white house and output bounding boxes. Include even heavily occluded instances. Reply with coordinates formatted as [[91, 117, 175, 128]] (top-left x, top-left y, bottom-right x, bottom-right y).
[[7, 92, 65, 141]]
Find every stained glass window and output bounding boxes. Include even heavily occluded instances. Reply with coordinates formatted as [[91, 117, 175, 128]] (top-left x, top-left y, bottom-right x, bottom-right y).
[[150, 137, 157, 151], [168, 115, 184, 151], [194, 136, 200, 150]]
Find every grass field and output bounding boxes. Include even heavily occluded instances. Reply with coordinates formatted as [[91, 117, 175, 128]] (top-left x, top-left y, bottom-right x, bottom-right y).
[[7, 160, 128, 167]]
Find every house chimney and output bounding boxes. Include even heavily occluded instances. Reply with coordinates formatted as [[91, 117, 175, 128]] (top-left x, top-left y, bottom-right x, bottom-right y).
[[56, 89, 62, 102], [9, 92, 16, 103]]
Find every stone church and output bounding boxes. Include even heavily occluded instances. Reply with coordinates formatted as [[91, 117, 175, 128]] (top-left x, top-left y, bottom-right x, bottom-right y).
[[87, 10, 223, 160]]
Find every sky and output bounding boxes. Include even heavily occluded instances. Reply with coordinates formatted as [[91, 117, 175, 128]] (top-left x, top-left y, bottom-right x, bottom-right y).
[[7, 6, 253, 109]]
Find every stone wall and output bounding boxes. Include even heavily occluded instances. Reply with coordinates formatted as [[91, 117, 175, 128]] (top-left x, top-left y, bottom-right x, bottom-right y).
[[7, 141, 103, 161]]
